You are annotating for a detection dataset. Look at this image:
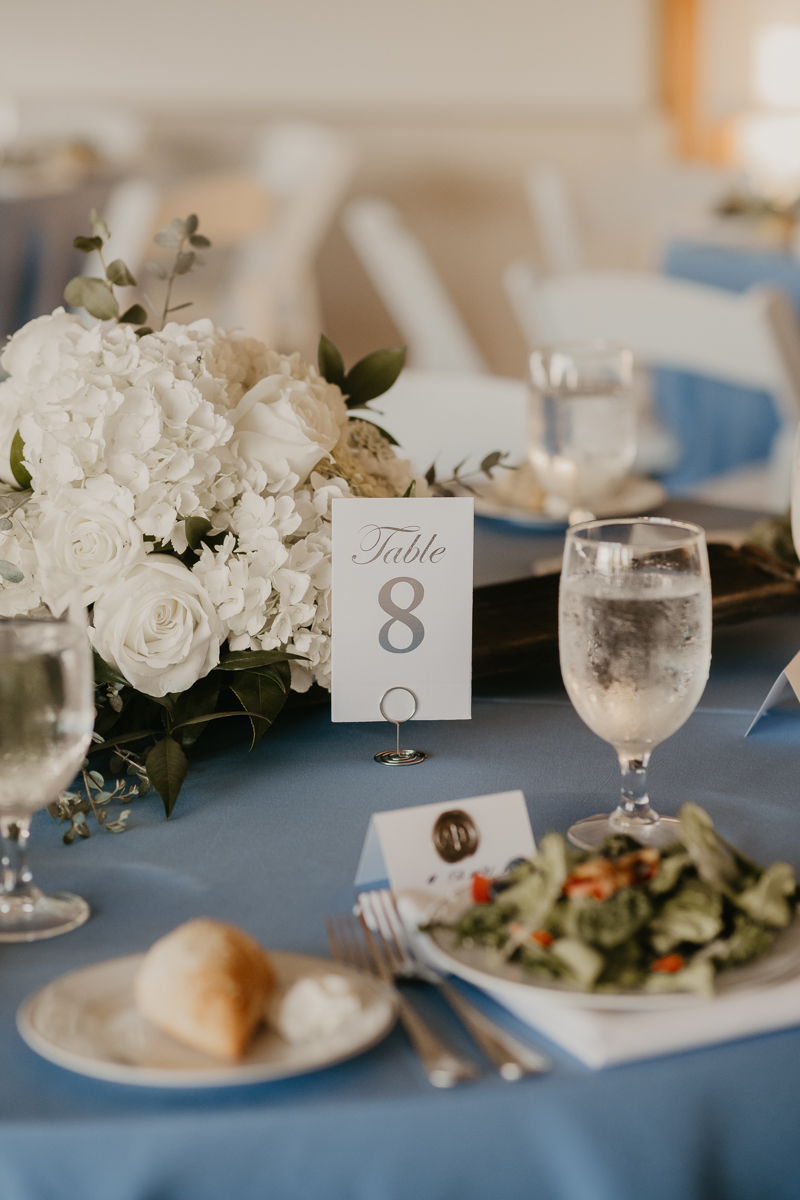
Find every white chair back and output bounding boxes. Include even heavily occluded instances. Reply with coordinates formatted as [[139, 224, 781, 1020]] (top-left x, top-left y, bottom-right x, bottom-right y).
[[343, 198, 487, 374], [524, 164, 584, 275]]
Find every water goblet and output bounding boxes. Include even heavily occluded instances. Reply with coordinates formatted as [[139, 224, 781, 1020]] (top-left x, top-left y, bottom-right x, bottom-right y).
[[558, 517, 712, 850], [0, 590, 95, 941], [529, 341, 637, 522]]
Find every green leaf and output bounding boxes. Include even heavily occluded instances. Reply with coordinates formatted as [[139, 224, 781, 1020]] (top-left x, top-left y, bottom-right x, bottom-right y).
[[362, 420, 400, 447], [185, 515, 213, 551], [90, 730, 158, 755], [229, 665, 291, 749], [92, 650, 129, 689], [135, 326, 154, 338], [10, 431, 31, 490], [145, 261, 169, 280], [0, 517, 12, 531], [480, 450, 503, 477], [167, 672, 221, 748], [452, 456, 469, 478], [174, 251, 195, 276], [185, 214, 199, 236], [403, 480, 416, 497], [0, 560, 22, 583], [154, 219, 185, 249], [145, 736, 189, 819], [318, 334, 345, 388], [90, 209, 110, 242], [424, 461, 436, 486], [119, 304, 148, 325], [106, 259, 137, 288], [165, 301, 193, 314], [73, 235, 103, 253], [215, 649, 306, 671], [189, 233, 211, 248], [343, 346, 406, 408], [64, 276, 119, 321]]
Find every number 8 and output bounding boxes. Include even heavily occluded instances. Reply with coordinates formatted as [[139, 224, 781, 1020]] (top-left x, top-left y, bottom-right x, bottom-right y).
[[378, 577, 425, 653]]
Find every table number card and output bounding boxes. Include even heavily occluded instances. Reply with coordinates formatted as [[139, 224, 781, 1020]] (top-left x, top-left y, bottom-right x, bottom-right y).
[[331, 496, 473, 722], [354, 791, 536, 894], [746, 648, 800, 734]]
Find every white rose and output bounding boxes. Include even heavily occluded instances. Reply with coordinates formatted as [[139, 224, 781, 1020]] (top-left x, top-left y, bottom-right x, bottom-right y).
[[34, 489, 146, 606], [231, 373, 346, 487], [91, 555, 223, 698]]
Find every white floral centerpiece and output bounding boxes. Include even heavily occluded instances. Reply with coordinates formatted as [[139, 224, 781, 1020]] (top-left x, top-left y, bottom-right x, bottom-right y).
[[0, 212, 419, 830]]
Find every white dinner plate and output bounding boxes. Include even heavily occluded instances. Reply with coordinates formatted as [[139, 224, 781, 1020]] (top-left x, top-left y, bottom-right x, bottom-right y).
[[472, 475, 667, 532], [408, 889, 800, 1012], [17, 950, 398, 1088]]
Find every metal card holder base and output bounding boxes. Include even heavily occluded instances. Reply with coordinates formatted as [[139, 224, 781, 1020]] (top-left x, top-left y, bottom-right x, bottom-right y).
[[375, 687, 427, 766]]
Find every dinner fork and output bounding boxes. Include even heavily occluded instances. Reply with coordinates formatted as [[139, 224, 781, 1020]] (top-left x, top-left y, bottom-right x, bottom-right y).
[[358, 889, 551, 1081], [326, 912, 479, 1088]]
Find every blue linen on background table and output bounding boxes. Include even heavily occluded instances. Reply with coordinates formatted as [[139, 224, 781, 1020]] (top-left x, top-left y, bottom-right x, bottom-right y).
[[2, 512, 800, 1200], [657, 239, 800, 491]]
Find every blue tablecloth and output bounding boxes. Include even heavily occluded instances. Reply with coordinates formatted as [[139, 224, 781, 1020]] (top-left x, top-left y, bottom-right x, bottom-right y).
[[2, 509, 800, 1200], [658, 239, 800, 490]]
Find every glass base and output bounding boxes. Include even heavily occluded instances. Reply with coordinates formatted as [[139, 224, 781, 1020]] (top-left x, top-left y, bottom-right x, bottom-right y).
[[0, 890, 90, 942], [568, 813, 681, 851]]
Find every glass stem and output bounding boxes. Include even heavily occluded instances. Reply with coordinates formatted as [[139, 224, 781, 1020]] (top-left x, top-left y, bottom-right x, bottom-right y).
[[0, 816, 37, 901], [612, 753, 659, 829]]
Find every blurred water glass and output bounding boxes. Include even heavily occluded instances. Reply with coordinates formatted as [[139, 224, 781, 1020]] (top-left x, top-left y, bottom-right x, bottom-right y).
[[528, 342, 637, 518]]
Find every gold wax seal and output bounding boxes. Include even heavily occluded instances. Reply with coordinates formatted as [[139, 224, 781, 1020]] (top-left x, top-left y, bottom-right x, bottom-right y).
[[432, 810, 480, 863]]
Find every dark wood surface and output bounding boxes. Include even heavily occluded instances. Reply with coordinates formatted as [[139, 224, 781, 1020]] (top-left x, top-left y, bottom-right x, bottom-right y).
[[471, 542, 800, 684]]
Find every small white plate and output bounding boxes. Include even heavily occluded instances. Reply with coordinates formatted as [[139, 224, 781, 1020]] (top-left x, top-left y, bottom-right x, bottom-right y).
[[17, 950, 398, 1088], [412, 889, 800, 1012], [473, 476, 667, 531]]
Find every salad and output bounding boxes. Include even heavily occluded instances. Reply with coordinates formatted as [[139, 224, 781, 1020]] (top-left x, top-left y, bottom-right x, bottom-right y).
[[431, 805, 797, 995]]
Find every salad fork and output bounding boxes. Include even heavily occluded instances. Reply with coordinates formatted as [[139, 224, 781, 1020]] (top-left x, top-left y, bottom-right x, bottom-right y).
[[358, 889, 551, 1081], [326, 912, 479, 1089]]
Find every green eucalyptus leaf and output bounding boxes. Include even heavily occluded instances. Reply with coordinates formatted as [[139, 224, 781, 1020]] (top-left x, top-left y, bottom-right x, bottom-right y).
[[154, 225, 183, 250], [10, 431, 32, 490], [135, 326, 154, 338], [343, 346, 406, 408], [65, 276, 119, 321], [119, 304, 148, 326], [145, 736, 189, 819], [185, 515, 212, 551], [0, 560, 23, 583], [92, 650, 129, 689], [185, 214, 199, 236], [174, 251, 195, 276], [145, 261, 169, 280], [424, 461, 436, 486], [403, 480, 416, 497], [106, 259, 137, 287], [318, 334, 345, 388], [0, 517, 12, 531], [90, 209, 110, 242], [215, 649, 306, 671], [189, 233, 211, 248], [229, 665, 290, 750], [480, 450, 503, 477], [73, 235, 103, 253]]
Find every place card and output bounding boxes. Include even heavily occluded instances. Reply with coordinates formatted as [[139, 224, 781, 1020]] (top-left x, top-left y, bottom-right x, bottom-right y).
[[331, 496, 473, 722], [354, 790, 536, 894], [746, 648, 800, 734]]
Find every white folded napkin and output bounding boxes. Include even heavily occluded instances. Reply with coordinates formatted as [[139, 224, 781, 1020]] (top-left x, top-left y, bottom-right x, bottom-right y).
[[398, 890, 800, 1069]]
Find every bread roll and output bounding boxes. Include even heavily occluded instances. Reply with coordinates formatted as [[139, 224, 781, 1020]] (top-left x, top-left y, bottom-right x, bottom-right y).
[[135, 918, 276, 1060]]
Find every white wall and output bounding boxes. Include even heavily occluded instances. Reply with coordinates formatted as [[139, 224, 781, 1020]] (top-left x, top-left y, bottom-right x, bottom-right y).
[[2, 0, 655, 113]]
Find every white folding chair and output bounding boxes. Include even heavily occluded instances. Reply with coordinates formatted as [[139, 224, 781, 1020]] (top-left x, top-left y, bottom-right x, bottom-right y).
[[503, 263, 800, 511], [343, 198, 487, 373], [217, 122, 357, 357], [524, 164, 585, 275]]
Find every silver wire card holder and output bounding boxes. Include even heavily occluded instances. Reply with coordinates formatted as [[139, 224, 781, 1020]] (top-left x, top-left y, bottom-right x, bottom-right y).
[[375, 687, 427, 765]]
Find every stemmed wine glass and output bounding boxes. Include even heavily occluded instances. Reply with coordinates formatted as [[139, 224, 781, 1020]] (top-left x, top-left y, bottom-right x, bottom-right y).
[[528, 341, 637, 522], [0, 589, 95, 941], [558, 518, 712, 850]]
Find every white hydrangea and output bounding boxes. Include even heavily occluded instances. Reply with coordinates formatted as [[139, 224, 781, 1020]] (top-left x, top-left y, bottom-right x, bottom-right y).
[[0, 310, 416, 696]]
